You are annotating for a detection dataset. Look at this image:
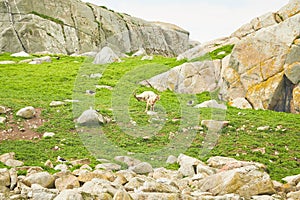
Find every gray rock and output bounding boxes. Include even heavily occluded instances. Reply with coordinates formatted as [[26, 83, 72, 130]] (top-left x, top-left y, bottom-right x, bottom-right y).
[[129, 162, 153, 174], [113, 190, 133, 200], [70, 158, 91, 166], [201, 120, 229, 130], [114, 156, 141, 167], [282, 174, 300, 186], [141, 55, 153, 61], [9, 168, 17, 190], [29, 56, 52, 64], [93, 47, 121, 65], [95, 163, 122, 171], [287, 190, 300, 200], [166, 155, 177, 164], [142, 61, 220, 94], [31, 184, 59, 200], [251, 195, 275, 200], [76, 108, 107, 125], [16, 106, 36, 119]]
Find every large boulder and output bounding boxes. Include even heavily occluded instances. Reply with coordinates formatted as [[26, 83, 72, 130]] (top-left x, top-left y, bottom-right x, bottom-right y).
[[142, 61, 221, 94], [16, 106, 36, 119], [93, 47, 120, 64], [196, 165, 275, 198], [220, 11, 300, 113], [23, 172, 55, 188], [0, 0, 189, 56]]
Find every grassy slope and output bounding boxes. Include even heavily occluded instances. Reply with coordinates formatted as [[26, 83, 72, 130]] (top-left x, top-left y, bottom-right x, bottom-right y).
[[0, 52, 299, 181]]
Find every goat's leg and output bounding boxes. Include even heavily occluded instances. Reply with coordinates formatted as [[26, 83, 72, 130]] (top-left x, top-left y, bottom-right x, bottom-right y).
[[145, 102, 149, 112]]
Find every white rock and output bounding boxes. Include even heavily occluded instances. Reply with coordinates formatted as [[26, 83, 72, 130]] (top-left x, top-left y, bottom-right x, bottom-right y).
[[257, 126, 270, 131], [11, 51, 30, 57], [287, 191, 300, 200], [177, 154, 206, 177], [54, 164, 69, 172], [93, 46, 121, 64], [16, 106, 35, 119], [0, 60, 16, 64], [141, 55, 153, 61], [132, 48, 146, 57], [29, 56, 52, 64], [201, 120, 229, 130], [0, 152, 15, 163], [0, 106, 6, 114], [282, 174, 300, 186], [49, 101, 65, 107], [229, 98, 253, 109], [0, 117, 6, 124], [114, 156, 141, 167], [5, 159, 24, 167], [194, 100, 227, 110], [43, 132, 55, 138]]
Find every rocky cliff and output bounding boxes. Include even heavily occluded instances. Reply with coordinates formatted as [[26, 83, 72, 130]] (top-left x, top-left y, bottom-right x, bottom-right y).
[[0, 0, 189, 56], [145, 0, 300, 113]]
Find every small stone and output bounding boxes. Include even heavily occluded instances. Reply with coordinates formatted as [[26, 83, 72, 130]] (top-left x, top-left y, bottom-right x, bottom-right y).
[[16, 106, 35, 119], [70, 158, 91, 166], [54, 164, 68, 172], [43, 132, 55, 138], [0, 60, 16, 64], [95, 163, 122, 171], [5, 159, 24, 167], [129, 162, 153, 174], [49, 101, 65, 107], [11, 51, 30, 57], [44, 160, 54, 168], [166, 155, 177, 164], [0, 106, 6, 114], [0, 117, 6, 124], [257, 126, 270, 131]]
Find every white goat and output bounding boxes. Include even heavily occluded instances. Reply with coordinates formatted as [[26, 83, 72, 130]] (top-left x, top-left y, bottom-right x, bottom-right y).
[[133, 91, 160, 112]]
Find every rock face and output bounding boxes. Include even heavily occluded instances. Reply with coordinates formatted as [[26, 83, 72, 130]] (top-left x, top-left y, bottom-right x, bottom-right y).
[[142, 61, 221, 94], [0, 0, 189, 56], [146, 0, 300, 113]]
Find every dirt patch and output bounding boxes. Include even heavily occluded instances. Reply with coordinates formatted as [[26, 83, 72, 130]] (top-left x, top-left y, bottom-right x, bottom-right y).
[[0, 108, 45, 142]]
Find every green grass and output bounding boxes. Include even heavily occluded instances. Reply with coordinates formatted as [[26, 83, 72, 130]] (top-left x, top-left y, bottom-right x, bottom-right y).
[[0, 53, 299, 181], [30, 11, 64, 25], [189, 44, 234, 62]]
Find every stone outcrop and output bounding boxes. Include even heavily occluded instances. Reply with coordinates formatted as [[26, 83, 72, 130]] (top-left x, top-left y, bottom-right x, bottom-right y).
[[0, 0, 189, 56], [1, 152, 299, 199], [146, 0, 300, 113]]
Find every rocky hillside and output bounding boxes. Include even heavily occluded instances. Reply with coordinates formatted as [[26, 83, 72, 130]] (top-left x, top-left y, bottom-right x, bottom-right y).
[[1, 152, 300, 200], [145, 0, 300, 113], [0, 0, 189, 56]]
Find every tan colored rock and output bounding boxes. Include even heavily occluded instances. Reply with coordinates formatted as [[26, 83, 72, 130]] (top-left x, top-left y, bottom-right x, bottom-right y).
[[53, 189, 84, 200], [16, 106, 36, 119], [77, 172, 110, 183], [70, 158, 90, 166], [5, 159, 24, 167], [0, 106, 6, 114], [287, 190, 300, 200], [196, 166, 275, 198], [285, 62, 300, 84], [229, 98, 253, 109], [293, 85, 300, 113], [129, 192, 181, 200], [113, 190, 133, 200], [0, 152, 15, 163], [0, 168, 10, 187], [55, 174, 80, 191], [23, 172, 55, 188]]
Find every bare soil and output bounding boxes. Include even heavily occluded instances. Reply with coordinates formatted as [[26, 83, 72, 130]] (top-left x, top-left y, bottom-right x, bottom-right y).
[[0, 108, 45, 142]]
